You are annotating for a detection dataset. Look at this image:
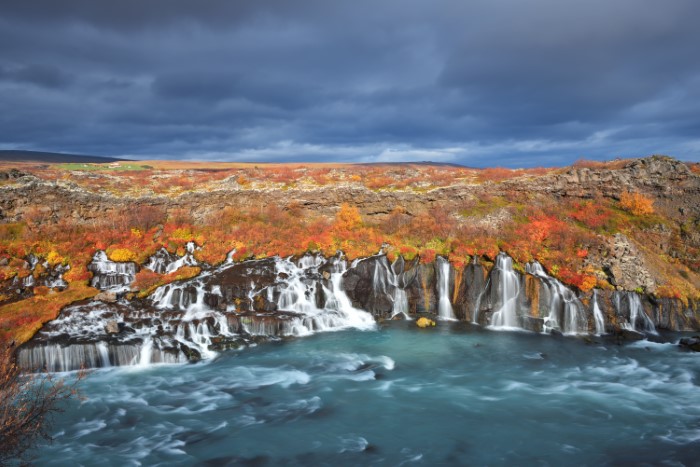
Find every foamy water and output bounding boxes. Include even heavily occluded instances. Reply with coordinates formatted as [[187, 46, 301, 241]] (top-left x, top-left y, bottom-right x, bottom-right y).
[[35, 323, 700, 465]]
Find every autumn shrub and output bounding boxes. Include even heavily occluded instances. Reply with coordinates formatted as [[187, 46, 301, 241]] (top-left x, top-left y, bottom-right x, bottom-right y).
[[0, 346, 84, 464], [107, 248, 137, 262], [569, 200, 616, 231], [133, 269, 162, 293], [63, 266, 91, 283], [477, 167, 516, 183], [334, 204, 362, 231], [365, 176, 394, 190], [620, 191, 654, 216]]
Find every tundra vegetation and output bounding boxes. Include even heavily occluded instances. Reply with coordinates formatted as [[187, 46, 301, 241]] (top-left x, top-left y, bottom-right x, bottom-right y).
[[0, 156, 698, 347]]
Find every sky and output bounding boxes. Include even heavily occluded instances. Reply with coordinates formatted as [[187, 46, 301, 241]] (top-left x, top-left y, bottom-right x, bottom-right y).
[[1, 0, 699, 167]]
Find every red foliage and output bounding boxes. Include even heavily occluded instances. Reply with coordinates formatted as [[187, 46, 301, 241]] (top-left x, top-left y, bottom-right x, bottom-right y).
[[420, 249, 436, 264], [569, 200, 614, 230], [478, 167, 516, 183]]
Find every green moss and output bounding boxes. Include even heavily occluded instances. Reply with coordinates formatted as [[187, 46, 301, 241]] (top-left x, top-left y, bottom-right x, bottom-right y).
[[58, 163, 151, 172]]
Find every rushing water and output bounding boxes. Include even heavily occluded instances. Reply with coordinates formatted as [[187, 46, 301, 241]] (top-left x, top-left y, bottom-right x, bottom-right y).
[[34, 323, 699, 466]]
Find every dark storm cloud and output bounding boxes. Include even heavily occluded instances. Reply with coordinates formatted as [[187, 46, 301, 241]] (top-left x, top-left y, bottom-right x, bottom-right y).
[[0, 64, 73, 89], [1, 0, 699, 166]]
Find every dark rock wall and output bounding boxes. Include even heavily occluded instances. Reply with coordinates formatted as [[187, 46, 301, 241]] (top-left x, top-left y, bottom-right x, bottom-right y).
[[340, 255, 700, 332]]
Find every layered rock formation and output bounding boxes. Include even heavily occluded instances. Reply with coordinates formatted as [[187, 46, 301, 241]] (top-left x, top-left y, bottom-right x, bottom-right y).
[[18, 250, 700, 372]]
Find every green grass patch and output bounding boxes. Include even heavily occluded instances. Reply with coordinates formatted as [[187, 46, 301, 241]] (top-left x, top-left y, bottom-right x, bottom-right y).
[[58, 163, 152, 172]]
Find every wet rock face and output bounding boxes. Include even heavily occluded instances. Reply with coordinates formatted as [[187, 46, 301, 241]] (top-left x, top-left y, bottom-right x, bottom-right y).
[[406, 263, 436, 314], [679, 336, 700, 352], [17, 251, 700, 373], [454, 260, 489, 322], [342, 256, 395, 317], [19, 253, 381, 371]]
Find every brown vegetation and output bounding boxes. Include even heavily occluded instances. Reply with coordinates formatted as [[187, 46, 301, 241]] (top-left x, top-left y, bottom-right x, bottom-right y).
[[0, 346, 83, 464]]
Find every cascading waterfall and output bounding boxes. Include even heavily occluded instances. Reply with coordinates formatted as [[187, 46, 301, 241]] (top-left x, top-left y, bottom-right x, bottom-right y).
[[13, 256, 69, 290], [23, 253, 373, 371], [145, 241, 200, 274], [526, 261, 587, 335], [392, 288, 410, 319], [22, 247, 667, 373], [489, 253, 521, 329], [592, 290, 606, 335], [370, 256, 410, 319], [436, 256, 456, 320], [621, 292, 657, 334], [320, 256, 376, 331], [275, 256, 321, 315], [88, 251, 137, 291]]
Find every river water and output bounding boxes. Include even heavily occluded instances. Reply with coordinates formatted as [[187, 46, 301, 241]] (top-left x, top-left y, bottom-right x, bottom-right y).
[[35, 323, 700, 466]]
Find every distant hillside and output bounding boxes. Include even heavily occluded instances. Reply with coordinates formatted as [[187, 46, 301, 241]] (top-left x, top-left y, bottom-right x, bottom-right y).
[[360, 161, 469, 168], [0, 150, 129, 164]]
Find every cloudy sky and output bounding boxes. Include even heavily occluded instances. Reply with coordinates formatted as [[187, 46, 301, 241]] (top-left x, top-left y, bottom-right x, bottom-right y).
[[1, 0, 699, 167]]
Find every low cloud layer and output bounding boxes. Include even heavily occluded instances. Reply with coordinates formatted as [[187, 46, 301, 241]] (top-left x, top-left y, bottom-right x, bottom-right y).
[[1, 0, 699, 166]]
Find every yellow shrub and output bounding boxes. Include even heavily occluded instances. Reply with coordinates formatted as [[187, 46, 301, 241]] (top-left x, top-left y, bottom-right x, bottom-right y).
[[108, 248, 137, 262], [45, 250, 64, 266], [620, 191, 654, 216]]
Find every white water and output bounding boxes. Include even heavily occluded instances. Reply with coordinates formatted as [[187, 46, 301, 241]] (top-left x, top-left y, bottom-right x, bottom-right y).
[[592, 290, 606, 335], [20, 251, 671, 373], [392, 288, 410, 319], [622, 292, 657, 334], [88, 251, 137, 291], [14, 256, 69, 290], [436, 256, 456, 320], [527, 261, 588, 335], [149, 255, 375, 358], [320, 257, 376, 331], [489, 253, 521, 329], [145, 241, 200, 274], [370, 256, 410, 319]]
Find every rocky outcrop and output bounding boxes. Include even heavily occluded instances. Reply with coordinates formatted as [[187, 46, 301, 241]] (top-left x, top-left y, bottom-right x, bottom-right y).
[[679, 336, 700, 352], [18, 251, 700, 372], [599, 233, 656, 292]]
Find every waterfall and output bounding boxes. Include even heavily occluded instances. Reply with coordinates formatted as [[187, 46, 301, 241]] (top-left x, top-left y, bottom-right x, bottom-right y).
[[489, 254, 521, 329], [138, 337, 154, 366], [371, 256, 410, 320], [526, 261, 587, 335], [472, 254, 489, 324], [145, 241, 200, 274], [592, 290, 606, 335], [322, 257, 376, 330], [436, 256, 456, 320], [275, 256, 321, 314], [391, 288, 410, 319], [88, 251, 137, 291], [621, 292, 657, 334]]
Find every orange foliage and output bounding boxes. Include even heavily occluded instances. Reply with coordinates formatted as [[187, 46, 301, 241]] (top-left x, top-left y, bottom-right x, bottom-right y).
[[619, 191, 654, 216], [420, 249, 436, 264], [134, 266, 201, 298], [0, 282, 98, 346], [335, 204, 362, 231], [572, 159, 606, 169], [478, 167, 515, 183], [3, 158, 699, 347], [365, 176, 394, 190]]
